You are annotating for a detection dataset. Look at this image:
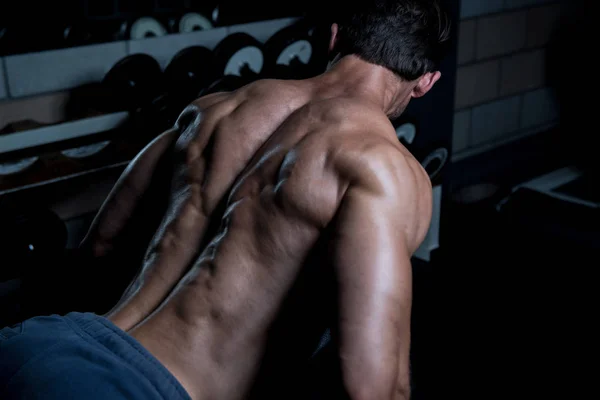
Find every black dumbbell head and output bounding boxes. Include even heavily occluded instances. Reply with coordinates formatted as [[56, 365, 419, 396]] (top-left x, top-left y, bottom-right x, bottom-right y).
[[103, 53, 164, 111], [178, 12, 213, 33], [213, 32, 264, 78], [129, 17, 167, 39], [264, 22, 314, 79], [164, 46, 216, 97]]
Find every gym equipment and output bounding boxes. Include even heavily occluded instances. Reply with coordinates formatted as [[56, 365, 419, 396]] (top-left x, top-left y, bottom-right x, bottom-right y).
[[163, 46, 217, 103], [61, 22, 94, 48], [497, 166, 599, 260], [100, 53, 164, 112], [68, 53, 163, 115], [132, 46, 217, 131], [420, 147, 449, 183], [201, 32, 266, 95], [60, 141, 112, 159], [395, 121, 417, 147], [263, 22, 318, 80], [0, 119, 112, 164], [0, 157, 39, 176], [0, 121, 43, 176], [127, 17, 168, 40], [177, 12, 213, 33], [213, 32, 265, 80]]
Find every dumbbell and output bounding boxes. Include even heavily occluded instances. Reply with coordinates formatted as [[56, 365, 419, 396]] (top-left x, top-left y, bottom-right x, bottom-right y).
[[167, 11, 214, 34], [0, 118, 113, 181], [75, 53, 164, 114], [420, 146, 449, 184], [119, 16, 168, 40], [213, 32, 265, 80], [164, 46, 217, 103], [395, 119, 418, 149], [393, 119, 449, 183], [0, 121, 44, 177], [62, 53, 165, 144], [0, 155, 39, 177], [263, 21, 325, 80], [202, 32, 265, 95], [146, 46, 217, 127], [61, 23, 94, 48]]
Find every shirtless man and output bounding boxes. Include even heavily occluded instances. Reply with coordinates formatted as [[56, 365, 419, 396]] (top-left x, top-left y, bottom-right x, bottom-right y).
[[0, 1, 450, 399]]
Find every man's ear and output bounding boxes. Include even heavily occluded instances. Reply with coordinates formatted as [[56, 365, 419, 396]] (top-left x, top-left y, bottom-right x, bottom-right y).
[[411, 71, 441, 98], [329, 23, 339, 52]]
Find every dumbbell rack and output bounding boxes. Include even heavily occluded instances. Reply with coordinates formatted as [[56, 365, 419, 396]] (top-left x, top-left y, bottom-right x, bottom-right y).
[[0, 17, 299, 200], [0, 17, 297, 99]]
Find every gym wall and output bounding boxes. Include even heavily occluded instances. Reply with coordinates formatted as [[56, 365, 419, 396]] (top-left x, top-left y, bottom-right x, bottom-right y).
[[452, 0, 565, 161]]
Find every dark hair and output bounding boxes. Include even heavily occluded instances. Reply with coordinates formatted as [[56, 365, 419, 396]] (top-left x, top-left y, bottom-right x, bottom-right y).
[[333, 0, 451, 81]]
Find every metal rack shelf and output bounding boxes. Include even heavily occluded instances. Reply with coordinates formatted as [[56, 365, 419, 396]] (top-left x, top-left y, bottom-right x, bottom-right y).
[[0, 17, 297, 100]]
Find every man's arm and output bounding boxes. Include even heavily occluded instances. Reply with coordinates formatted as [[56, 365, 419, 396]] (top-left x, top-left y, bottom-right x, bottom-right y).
[[74, 92, 230, 315], [331, 151, 430, 400], [81, 92, 230, 257]]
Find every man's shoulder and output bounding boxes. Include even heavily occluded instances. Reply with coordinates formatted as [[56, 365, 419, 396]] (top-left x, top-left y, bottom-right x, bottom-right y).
[[333, 132, 432, 249], [334, 127, 428, 192]]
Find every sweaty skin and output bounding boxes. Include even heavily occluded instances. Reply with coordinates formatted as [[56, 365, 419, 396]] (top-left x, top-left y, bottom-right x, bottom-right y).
[[84, 56, 433, 400]]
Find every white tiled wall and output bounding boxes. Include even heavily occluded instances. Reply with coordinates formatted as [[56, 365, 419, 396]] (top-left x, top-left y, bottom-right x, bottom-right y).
[[475, 11, 527, 60], [457, 19, 476, 65], [520, 87, 559, 129], [526, 3, 563, 47], [452, 109, 471, 153], [455, 60, 500, 109], [499, 49, 546, 96], [504, 0, 557, 10], [453, 0, 563, 158], [460, 0, 504, 19], [470, 95, 521, 146]]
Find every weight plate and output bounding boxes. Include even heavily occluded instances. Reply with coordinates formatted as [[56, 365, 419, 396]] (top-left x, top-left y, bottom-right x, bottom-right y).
[[130, 17, 167, 40], [213, 33, 264, 77], [164, 46, 215, 91], [395, 122, 417, 145], [276, 40, 312, 66], [0, 157, 38, 175], [62, 23, 93, 47], [103, 54, 163, 110], [421, 147, 448, 181], [225, 47, 263, 76], [61, 141, 111, 158], [211, 7, 220, 24], [264, 22, 315, 74], [179, 12, 213, 33]]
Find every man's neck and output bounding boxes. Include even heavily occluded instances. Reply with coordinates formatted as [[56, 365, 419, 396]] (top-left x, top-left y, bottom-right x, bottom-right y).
[[308, 55, 412, 116]]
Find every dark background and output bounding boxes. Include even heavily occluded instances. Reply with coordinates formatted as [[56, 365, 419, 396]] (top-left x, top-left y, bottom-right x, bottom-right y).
[[1, 0, 597, 398]]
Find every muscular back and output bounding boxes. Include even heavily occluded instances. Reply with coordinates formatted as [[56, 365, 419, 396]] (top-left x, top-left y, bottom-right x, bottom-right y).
[[86, 78, 432, 399], [92, 80, 315, 328]]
